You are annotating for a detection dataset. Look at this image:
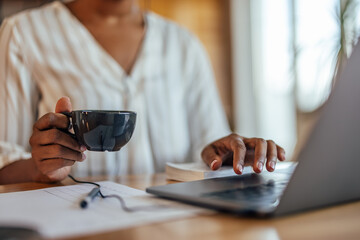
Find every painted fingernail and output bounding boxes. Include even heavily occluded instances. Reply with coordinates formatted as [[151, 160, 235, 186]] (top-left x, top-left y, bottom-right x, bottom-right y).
[[80, 145, 87, 152], [270, 161, 275, 170], [210, 160, 219, 170], [81, 153, 86, 160], [257, 162, 263, 171]]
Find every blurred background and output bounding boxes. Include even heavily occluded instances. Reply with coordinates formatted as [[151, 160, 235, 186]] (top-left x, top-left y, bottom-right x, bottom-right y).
[[1, 0, 360, 159]]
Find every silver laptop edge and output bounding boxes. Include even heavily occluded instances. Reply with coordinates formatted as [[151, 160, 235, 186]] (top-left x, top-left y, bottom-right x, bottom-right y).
[[274, 41, 360, 216]]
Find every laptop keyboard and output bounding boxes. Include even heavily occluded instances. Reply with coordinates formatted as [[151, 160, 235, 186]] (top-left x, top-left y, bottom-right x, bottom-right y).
[[202, 180, 288, 203]]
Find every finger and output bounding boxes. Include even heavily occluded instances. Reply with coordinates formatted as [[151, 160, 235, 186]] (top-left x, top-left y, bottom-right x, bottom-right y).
[[33, 112, 70, 131], [277, 145, 286, 161], [201, 144, 223, 170], [30, 128, 85, 152], [55, 96, 72, 113], [37, 159, 76, 175], [253, 138, 267, 173], [32, 145, 86, 163], [266, 140, 277, 172], [230, 138, 246, 174]]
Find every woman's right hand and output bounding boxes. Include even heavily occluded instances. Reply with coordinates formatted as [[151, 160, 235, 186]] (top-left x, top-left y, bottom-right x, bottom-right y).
[[29, 97, 86, 183]]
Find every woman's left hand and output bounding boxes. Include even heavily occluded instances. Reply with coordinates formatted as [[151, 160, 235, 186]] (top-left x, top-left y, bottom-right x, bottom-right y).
[[201, 133, 286, 174]]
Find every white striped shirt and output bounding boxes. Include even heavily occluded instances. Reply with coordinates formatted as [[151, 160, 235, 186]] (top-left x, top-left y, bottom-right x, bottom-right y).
[[0, 1, 230, 177]]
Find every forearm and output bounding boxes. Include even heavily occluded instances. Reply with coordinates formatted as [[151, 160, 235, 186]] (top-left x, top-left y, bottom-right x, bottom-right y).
[[0, 159, 37, 184]]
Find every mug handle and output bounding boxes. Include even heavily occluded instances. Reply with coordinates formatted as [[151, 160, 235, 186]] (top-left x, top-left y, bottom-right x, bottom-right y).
[[61, 111, 76, 139]]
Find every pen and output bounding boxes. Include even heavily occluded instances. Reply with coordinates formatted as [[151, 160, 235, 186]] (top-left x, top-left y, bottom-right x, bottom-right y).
[[80, 187, 100, 209]]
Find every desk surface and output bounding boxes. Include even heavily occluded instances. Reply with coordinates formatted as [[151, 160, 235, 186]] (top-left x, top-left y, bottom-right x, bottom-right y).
[[1, 174, 359, 240]]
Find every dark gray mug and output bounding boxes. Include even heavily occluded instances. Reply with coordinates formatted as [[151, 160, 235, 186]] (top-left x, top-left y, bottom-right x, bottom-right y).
[[63, 110, 136, 151]]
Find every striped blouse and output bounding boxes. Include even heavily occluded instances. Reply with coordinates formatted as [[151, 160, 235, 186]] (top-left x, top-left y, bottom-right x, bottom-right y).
[[0, 1, 230, 177]]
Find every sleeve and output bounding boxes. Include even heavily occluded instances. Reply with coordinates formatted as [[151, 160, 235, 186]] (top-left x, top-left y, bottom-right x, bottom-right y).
[[0, 18, 40, 169], [183, 34, 231, 162]]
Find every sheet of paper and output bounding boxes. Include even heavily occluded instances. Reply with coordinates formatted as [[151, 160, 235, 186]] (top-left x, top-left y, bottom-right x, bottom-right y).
[[0, 181, 213, 239]]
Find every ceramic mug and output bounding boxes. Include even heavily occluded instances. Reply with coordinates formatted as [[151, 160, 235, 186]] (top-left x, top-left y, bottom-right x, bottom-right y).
[[63, 110, 136, 151]]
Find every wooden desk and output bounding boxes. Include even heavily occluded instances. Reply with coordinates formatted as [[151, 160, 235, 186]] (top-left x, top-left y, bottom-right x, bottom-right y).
[[1, 174, 359, 240]]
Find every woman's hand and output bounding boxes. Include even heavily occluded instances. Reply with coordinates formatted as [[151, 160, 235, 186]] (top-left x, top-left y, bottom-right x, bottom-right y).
[[29, 97, 86, 182], [201, 133, 286, 174]]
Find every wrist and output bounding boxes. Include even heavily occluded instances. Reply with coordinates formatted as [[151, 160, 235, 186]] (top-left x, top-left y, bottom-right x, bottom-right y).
[[27, 158, 51, 183], [0, 158, 39, 184], [27, 158, 40, 182]]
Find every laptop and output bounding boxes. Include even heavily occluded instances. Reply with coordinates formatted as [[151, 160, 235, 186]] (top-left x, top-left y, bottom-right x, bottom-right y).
[[146, 42, 360, 217]]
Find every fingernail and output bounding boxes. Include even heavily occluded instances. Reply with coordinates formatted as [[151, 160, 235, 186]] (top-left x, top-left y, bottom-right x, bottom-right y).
[[270, 161, 275, 170], [82, 153, 87, 160], [237, 165, 243, 174], [210, 160, 219, 170], [257, 162, 263, 171], [80, 145, 87, 152]]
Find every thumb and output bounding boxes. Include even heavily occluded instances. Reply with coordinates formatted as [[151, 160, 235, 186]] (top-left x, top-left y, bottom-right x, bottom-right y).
[[55, 96, 72, 113], [201, 146, 223, 171]]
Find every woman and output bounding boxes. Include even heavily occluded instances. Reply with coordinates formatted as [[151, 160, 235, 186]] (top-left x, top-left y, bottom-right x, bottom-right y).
[[0, 0, 285, 184]]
